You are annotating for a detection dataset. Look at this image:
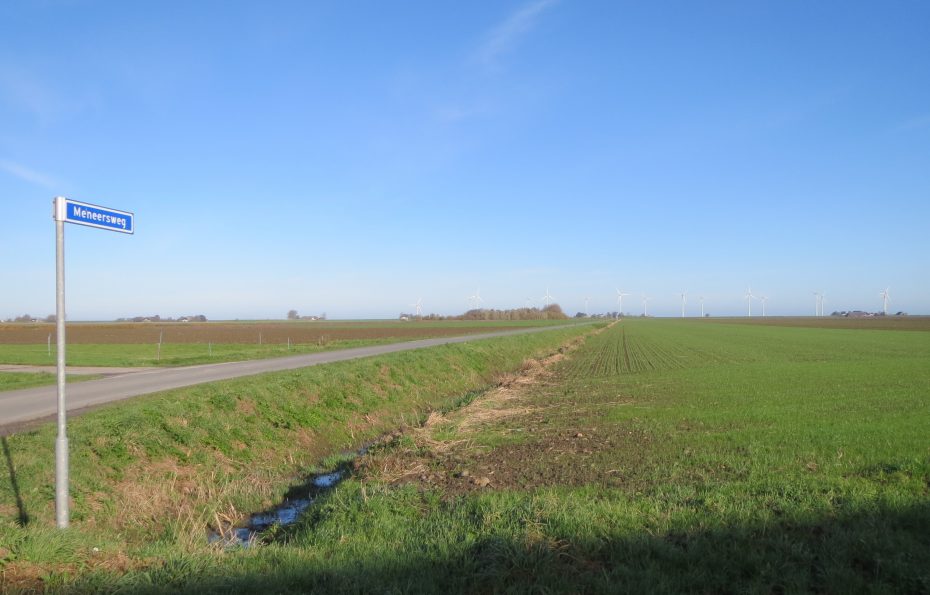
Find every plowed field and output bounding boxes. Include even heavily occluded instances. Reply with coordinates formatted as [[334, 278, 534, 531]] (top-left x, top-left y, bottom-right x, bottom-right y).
[[0, 321, 537, 345]]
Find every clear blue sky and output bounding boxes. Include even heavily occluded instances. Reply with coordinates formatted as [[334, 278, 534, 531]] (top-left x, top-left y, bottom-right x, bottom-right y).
[[2, 1, 928, 320]]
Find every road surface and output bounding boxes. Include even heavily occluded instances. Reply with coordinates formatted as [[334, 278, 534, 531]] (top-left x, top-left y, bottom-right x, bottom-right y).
[[0, 324, 585, 432]]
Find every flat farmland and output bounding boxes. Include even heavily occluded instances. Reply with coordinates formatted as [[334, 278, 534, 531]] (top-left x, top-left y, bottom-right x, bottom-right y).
[[3, 318, 928, 592], [702, 315, 930, 332], [0, 320, 573, 367]]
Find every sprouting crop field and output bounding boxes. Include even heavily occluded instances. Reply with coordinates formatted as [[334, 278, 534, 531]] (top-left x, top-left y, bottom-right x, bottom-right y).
[[0, 319, 577, 367], [565, 325, 694, 375], [1, 319, 928, 593], [705, 314, 930, 332]]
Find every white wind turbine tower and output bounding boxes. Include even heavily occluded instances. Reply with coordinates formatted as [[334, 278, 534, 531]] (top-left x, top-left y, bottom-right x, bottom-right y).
[[584, 297, 590, 317], [541, 288, 554, 308], [680, 291, 687, 318], [642, 294, 651, 317], [745, 287, 756, 317], [616, 289, 630, 317], [813, 292, 821, 317], [819, 291, 826, 317], [700, 296, 705, 318], [409, 298, 422, 317], [760, 295, 768, 317], [880, 288, 890, 315], [468, 287, 483, 310]]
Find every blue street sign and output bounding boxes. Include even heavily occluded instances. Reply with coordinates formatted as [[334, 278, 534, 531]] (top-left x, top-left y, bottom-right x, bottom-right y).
[[50, 195, 134, 528], [57, 198, 134, 234]]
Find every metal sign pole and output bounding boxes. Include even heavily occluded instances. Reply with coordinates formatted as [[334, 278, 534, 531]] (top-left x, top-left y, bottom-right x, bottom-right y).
[[50, 195, 133, 529], [53, 196, 69, 528]]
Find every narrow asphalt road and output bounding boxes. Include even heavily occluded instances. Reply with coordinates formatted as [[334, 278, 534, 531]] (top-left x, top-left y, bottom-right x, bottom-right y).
[[0, 324, 586, 432]]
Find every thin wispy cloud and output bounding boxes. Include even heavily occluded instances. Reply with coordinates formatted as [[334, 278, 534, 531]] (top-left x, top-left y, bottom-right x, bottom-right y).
[[0, 68, 62, 126], [474, 0, 559, 67], [0, 64, 100, 127], [433, 102, 495, 124], [895, 114, 930, 131], [0, 159, 59, 189]]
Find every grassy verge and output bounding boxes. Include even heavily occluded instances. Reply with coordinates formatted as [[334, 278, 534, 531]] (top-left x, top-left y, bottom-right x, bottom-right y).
[[0, 323, 597, 591], [0, 373, 99, 393], [33, 318, 928, 594]]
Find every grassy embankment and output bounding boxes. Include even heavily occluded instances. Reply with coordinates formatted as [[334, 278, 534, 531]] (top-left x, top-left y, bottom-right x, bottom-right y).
[[27, 317, 928, 593], [0, 323, 597, 591]]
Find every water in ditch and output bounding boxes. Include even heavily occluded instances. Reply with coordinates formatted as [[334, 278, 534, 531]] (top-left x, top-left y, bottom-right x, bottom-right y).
[[207, 470, 347, 547]]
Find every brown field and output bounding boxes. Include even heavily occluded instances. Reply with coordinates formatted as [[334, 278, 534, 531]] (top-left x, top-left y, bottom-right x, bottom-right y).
[[702, 315, 930, 332], [0, 321, 534, 345]]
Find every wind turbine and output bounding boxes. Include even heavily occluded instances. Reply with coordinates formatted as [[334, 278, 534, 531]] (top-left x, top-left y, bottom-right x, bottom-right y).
[[760, 295, 768, 317], [616, 289, 630, 317], [680, 291, 687, 318], [409, 298, 423, 316], [820, 292, 826, 316], [584, 297, 589, 317], [813, 292, 821, 317], [700, 296, 705, 318], [468, 287, 483, 310], [880, 288, 890, 315], [541, 288, 554, 308], [642, 294, 651, 317], [745, 287, 755, 317]]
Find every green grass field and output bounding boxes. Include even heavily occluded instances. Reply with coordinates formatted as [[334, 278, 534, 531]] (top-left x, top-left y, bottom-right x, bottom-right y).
[[1, 319, 928, 592]]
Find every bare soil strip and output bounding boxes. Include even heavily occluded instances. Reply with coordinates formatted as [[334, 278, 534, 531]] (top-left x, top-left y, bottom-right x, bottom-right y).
[[356, 324, 617, 494]]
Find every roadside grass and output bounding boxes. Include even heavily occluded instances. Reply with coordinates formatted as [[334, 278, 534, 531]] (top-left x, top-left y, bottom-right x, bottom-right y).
[[0, 373, 99, 393], [0, 324, 596, 591], [44, 317, 929, 594]]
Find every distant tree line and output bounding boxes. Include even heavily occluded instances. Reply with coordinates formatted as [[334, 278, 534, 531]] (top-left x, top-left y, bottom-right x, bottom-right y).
[[399, 304, 569, 321], [3, 313, 56, 323], [115, 314, 208, 322], [287, 310, 327, 321], [4, 313, 212, 323], [830, 310, 906, 317]]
